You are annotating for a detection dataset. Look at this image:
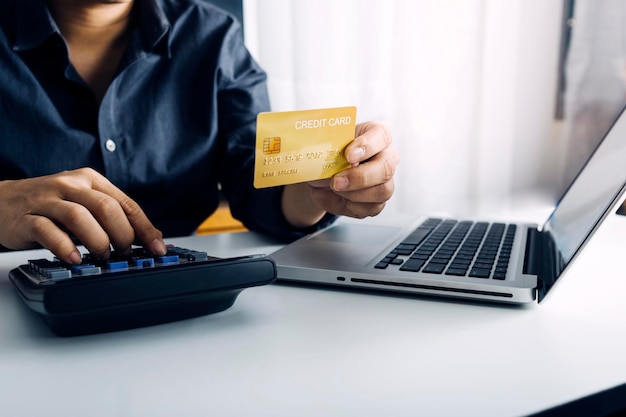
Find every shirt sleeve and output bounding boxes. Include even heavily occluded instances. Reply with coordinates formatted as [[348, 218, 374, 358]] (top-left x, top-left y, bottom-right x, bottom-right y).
[[214, 21, 337, 242]]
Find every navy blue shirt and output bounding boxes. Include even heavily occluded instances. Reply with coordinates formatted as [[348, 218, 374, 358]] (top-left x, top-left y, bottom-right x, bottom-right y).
[[0, 0, 335, 240]]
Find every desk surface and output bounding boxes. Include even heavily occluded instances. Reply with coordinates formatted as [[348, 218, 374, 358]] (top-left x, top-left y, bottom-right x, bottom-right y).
[[2, 203, 626, 417]]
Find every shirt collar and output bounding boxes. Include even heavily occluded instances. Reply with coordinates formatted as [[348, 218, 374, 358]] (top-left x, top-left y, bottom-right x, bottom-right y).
[[13, 0, 59, 52], [136, 0, 171, 57], [12, 0, 171, 56]]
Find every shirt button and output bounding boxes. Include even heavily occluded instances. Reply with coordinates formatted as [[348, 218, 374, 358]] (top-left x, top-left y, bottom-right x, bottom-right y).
[[105, 139, 117, 152]]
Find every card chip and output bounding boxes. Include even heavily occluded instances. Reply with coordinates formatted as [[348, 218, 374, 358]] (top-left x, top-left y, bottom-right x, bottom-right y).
[[263, 137, 281, 154]]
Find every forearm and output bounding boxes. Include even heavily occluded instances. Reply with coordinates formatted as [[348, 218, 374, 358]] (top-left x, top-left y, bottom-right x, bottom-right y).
[[281, 183, 327, 228]]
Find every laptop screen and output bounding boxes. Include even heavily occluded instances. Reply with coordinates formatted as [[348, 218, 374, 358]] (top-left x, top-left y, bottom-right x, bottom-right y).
[[539, 106, 626, 300]]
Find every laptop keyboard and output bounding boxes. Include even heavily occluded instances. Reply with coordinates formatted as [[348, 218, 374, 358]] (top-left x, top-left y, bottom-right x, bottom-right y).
[[374, 218, 516, 280]]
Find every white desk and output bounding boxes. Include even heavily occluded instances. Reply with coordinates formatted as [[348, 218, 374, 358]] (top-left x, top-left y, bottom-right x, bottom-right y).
[[1, 207, 626, 417]]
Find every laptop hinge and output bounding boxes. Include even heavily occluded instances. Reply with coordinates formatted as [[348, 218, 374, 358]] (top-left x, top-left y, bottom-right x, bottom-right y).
[[523, 227, 542, 276]]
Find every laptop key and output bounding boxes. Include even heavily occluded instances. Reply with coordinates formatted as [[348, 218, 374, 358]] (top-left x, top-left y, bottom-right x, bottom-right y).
[[422, 263, 446, 274], [493, 272, 506, 280], [399, 259, 425, 272], [469, 268, 491, 278], [445, 268, 467, 276], [401, 226, 435, 246]]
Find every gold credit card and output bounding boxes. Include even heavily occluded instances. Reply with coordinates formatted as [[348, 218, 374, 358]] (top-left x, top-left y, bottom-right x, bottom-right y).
[[254, 106, 357, 188]]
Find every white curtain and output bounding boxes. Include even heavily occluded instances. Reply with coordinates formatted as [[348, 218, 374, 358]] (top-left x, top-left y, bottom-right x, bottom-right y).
[[243, 0, 564, 217], [560, 0, 626, 193]]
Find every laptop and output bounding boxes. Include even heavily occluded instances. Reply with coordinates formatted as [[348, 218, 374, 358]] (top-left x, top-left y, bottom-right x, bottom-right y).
[[270, 106, 626, 304]]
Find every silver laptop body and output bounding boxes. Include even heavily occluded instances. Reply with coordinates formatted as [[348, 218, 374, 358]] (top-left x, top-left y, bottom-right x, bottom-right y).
[[271, 106, 626, 304]]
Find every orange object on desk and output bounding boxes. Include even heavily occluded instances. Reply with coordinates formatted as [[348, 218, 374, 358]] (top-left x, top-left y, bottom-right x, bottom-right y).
[[195, 200, 247, 235]]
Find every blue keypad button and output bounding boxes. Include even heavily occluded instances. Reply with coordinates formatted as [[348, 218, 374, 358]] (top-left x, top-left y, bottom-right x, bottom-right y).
[[72, 265, 102, 276], [156, 255, 179, 265], [131, 258, 155, 268], [106, 261, 129, 271]]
